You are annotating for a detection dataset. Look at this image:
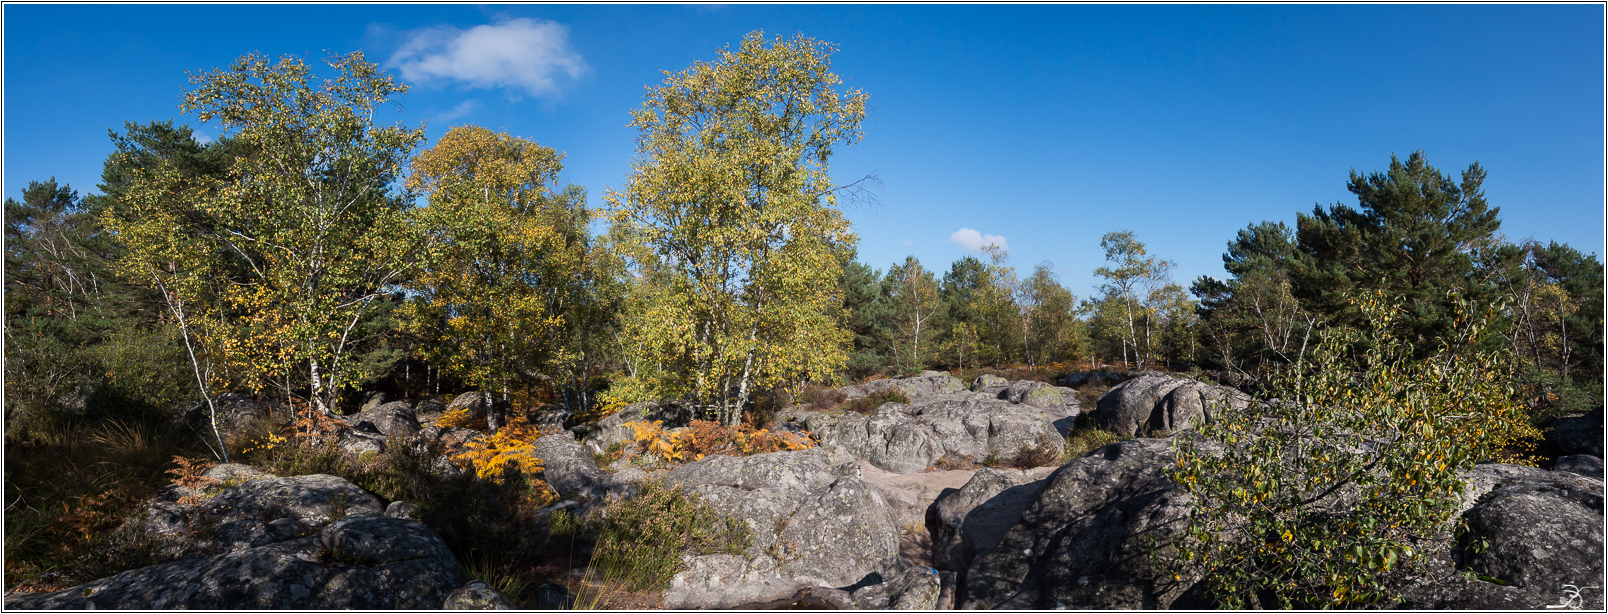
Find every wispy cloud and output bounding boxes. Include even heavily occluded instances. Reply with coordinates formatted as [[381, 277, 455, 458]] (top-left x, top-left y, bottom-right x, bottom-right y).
[[192, 129, 213, 145], [901, 240, 914, 246], [949, 228, 1008, 252], [431, 99, 482, 123], [386, 18, 587, 98]]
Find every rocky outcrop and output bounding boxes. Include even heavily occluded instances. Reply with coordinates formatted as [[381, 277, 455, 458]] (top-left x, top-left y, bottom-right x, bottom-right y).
[[1000, 380, 1066, 407], [1089, 373, 1249, 437], [143, 470, 387, 560], [1059, 371, 1135, 389], [181, 393, 281, 442], [342, 400, 420, 437], [842, 373, 966, 402], [660, 447, 904, 609], [929, 467, 1055, 581], [1400, 465, 1604, 609], [1544, 407, 1603, 458], [1555, 454, 1603, 480], [7, 516, 467, 609], [7, 469, 471, 610], [796, 398, 1065, 474], [1453, 470, 1603, 607], [530, 434, 627, 506], [960, 438, 1199, 609], [971, 374, 1008, 392]]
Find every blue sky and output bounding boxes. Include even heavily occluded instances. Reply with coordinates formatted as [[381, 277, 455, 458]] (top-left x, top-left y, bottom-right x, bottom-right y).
[[6, 4, 1603, 299]]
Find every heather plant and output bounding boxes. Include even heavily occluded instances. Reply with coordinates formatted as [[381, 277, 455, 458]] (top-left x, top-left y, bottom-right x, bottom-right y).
[[1162, 291, 1541, 608]]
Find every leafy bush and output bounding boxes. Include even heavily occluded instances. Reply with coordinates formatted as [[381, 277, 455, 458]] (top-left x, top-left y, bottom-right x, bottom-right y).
[[841, 388, 909, 415], [1162, 292, 1542, 608]]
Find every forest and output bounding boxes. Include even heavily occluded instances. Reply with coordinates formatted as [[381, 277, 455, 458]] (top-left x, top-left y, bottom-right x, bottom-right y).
[[5, 32, 1602, 607]]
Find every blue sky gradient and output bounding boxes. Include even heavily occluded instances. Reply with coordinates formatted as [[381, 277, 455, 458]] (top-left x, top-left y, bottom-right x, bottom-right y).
[[6, 4, 1602, 298]]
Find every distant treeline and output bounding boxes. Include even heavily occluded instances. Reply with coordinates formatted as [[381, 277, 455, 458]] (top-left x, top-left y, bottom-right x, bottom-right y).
[[7, 36, 1600, 443]]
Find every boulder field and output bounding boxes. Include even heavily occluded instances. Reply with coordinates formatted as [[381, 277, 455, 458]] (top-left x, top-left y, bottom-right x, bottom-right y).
[[6, 372, 1601, 610]]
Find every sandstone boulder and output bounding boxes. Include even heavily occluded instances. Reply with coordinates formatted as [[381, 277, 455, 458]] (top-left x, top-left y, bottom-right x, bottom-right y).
[[1001, 380, 1064, 407], [961, 438, 1199, 609], [1089, 374, 1249, 437], [971, 374, 1008, 392], [1555, 454, 1603, 480], [6, 515, 466, 609], [843, 373, 966, 402], [443, 580, 519, 609], [660, 448, 903, 609], [343, 400, 420, 437], [804, 397, 1066, 474], [929, 467, 1054, 580], [1400, 465, 1603, 609]]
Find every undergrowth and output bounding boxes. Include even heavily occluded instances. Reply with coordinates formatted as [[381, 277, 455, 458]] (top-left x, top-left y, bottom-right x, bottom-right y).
[[3, 415, 205, 591]]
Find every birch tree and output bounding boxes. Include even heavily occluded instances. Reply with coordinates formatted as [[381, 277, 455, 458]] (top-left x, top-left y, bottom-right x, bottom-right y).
[[886, 256, 943, 373], [108, 52, 425, 416], [607, 31, 866, 424]]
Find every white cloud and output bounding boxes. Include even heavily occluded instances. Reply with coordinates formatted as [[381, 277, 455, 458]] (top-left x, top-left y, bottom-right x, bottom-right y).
[[949, 228, 1008, 252], [431, 99, 482, 122], [386, 18, 587, 98], [192, 130, 213, 145], [901, 240, 913, 246]]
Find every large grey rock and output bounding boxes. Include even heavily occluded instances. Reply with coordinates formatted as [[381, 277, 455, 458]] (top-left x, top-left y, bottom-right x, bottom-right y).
[[525, 404, 572, 430], [1001, 380, 1064, 407], [661, 448, 903, 609], [848, 565, 942, 609], [1545, 407, 1603, 458], [142, 472, 387, 560], [961, 438, 1199, 609], [806, 397, 1065, 474], [1456, 472, 1602, 603], [1555, 455, 1603, 480], [6, 514, 464, 609], [1060, 371, 1139, 389], [929, 467, 1051, 579], [530, 434, 624, 505], [843, 374, 966, 402], [181, 393, 278, 441], [359, 390, 392, 413], [1089, 374, 1249, 437], [1400, 465, 1604, 610], [343, 400, 420, 437], [971, 374, 1008, 392]]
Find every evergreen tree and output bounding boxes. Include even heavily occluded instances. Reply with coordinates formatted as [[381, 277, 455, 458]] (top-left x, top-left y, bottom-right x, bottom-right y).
[[1288, 151, 1502, 353]]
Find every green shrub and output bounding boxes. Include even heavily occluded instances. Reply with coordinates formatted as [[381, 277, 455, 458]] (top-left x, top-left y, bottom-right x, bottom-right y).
[[1162, 292, 1542, 608], [1061, 414, 1129, 463]]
